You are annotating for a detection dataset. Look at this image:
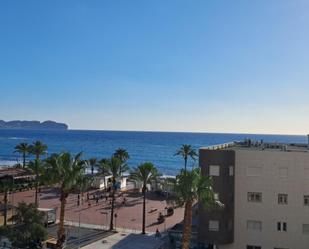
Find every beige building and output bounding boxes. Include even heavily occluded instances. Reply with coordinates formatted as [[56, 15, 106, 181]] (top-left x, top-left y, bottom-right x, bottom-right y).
[[198, 140, 309, 249]]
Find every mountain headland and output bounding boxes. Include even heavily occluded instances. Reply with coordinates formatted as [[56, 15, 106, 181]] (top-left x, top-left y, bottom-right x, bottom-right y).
[[0, 120, 68, 130]]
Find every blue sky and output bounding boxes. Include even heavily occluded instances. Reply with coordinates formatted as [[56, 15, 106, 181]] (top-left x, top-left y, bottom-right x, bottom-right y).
[[1, 0, 309, 134]]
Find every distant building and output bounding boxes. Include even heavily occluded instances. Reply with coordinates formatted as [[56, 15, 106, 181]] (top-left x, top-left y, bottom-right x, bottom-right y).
[[198, 139, 309, 249], [0, 167, 35, 184]]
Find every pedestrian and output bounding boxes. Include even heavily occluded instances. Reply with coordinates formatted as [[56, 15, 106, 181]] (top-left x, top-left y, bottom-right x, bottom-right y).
[[77, 194, 81, 206], [155, 228, 161, 238]]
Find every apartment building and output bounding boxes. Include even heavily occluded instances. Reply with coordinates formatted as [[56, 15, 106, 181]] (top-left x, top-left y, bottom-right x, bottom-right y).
[[198, 139, 309, 249]]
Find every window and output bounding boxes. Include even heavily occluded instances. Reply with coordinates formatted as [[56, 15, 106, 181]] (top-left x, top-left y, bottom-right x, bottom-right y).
[[248, 192, 262, 202], [278, 194, 288, 205], [229, 165, 234, 176], [247, 220, 262, 231], [304, 195, 309, 206], [303, 224, 309, 234], [209, 220, 219, 231], [246, 246, 261, 249], [277, 222, 287, 232], [209, 165, 220, 176]]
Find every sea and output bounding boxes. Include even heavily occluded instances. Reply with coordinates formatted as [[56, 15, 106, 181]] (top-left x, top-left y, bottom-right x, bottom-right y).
[[0, 129, 307, 176]]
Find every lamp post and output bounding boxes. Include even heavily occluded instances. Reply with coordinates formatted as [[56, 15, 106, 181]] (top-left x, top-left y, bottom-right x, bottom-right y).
[[114, 213, 118, 230]]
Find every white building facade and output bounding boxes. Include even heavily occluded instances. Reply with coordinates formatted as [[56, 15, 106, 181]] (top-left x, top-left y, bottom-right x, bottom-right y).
[[199, 141, 309, 249]]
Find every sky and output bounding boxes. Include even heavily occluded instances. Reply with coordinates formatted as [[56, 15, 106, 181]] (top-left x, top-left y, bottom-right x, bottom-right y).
[[1, 0, 309, 135]]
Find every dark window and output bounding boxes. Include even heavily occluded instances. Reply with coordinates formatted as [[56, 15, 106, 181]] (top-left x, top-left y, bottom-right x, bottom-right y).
[[277, 221, 287, 232], [247, 246, 261, 249], [278, 194, 288, 205], [248, 192, 262, 202]]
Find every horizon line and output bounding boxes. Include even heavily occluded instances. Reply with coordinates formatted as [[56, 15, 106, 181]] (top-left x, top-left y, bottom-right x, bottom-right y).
[[68, 128, 308, 137]]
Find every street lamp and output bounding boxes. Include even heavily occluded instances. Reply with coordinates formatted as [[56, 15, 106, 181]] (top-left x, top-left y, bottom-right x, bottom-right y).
[[114, 213, 118, 230]]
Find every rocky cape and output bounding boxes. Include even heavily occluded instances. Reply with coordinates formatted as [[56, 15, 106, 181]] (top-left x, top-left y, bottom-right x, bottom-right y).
[[0, 120, 68, 130]]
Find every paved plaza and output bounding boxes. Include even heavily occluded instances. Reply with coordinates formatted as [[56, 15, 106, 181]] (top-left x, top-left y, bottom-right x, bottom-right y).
[[4, 187, 184, 233]]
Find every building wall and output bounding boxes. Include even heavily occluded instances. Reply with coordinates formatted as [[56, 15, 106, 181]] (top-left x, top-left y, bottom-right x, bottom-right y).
[[221, 149, 309, 249], [198, 149, 235, 245]]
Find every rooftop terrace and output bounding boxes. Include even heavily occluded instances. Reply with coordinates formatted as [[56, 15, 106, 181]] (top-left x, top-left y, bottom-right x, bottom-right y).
[[200, 138, 309, 153]]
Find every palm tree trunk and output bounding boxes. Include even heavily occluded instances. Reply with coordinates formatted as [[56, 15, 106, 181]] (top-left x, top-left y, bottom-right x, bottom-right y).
[[57, 192, 67, 249], [182, 200, 193, 249], [3, 190, 8, 226], [184, 156, 188, 171], [142, 186, 146, 234], [103, 176, 107, 190], [109, 189, 115, 230], [23, 152, 26, 168], [35, 173, 39, 206]]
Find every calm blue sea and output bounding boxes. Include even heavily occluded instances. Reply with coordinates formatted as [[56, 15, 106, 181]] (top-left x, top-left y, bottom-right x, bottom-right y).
[[0, 129, 306, 175]]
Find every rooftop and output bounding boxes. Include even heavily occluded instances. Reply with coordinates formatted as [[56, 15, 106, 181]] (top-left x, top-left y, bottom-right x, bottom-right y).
[[0, 167, 33, 178], [200, 139, 309, 153]]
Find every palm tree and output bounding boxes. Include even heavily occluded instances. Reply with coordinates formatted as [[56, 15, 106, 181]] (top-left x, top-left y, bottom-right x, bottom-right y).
[[14, 142, 30, 168], [29, 141, 48, 160], [105, 156, 128, 230], [174, 144, 197, 171], [114, 148, 130, 163], [130, 162, 159, 234], [45, 152, 85, 249], [97, 158, 110, 189], [174, 168, 219, 249], [113, 148, 129, 177], [28, 159, 45, 206], [87, 158, 97, 175], [0, 175, 14, 226]]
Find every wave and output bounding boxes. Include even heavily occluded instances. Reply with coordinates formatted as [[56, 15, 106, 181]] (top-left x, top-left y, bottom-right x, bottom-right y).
[[0, 159, 19, 167], [8, 137, 27, 140]]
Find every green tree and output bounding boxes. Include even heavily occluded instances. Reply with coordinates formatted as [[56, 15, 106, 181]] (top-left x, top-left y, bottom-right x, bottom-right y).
[[113, 148, 129, 177], [130, 162, 159, 234], [174, 169, 219, 249], [8, 202, 47, 248], [86, 157, 97, 175], [0, 176, 14, 226], [45, 152, 85, 249], [14, 142, 30, 168], [105, 156, 128, 230], [97, 158, 110, 189], [29, 141, 48, 160], [174, 144, 197, 171], [28, 159, 45, 206]]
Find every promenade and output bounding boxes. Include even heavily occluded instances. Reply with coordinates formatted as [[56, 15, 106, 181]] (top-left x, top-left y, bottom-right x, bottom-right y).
[[4, 187, 184, 233]]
